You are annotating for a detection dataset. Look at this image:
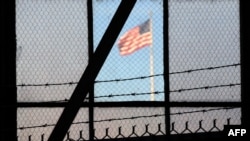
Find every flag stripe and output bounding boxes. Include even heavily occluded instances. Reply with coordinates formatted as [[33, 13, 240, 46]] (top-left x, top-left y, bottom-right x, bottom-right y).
[[119, 34, 152, 52], [119, 33, 152, 55], [119, 35, 152, 55], [118, 19, 152, 56], [119, 32, 152, 47]]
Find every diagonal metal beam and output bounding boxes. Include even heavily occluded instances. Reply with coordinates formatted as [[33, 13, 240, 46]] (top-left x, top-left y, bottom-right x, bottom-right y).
[[48, 0, 136, 140]]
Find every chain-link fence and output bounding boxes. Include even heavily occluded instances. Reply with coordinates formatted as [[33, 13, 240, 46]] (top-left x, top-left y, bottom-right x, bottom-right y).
[[169, 0, 240, 102], [16, 0, 89, 102], [168, 0, 241, 136], [17, 108, 89, 141], [16, 0, 89, 140], [16, 0, 241, 140]]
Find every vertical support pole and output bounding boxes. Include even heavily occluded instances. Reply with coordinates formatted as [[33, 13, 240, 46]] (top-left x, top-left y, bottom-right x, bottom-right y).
[[163, 0, 171, 140], [87, 0, 94, 140], [0, 0, 17, 141], [240, 0, 250, 130], [149, 11, 155, 101]]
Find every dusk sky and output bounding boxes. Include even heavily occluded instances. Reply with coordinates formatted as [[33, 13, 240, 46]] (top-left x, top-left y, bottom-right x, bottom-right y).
[[16, 0, 241, 140]]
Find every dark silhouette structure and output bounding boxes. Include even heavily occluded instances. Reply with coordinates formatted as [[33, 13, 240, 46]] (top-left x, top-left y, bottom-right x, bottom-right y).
[[1, 0, 249, 141]]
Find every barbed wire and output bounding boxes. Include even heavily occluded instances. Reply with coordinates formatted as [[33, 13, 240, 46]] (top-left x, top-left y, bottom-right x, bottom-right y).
[[17, 64, 241, 130], [16, 63, 240, 87], [16, 81, 78, 87], [170, 83, 240, 93], [90, 83, 240, 99], [22, 82, 240, 103], [17, 107, 238, 130], [169, 63, 239, 75]]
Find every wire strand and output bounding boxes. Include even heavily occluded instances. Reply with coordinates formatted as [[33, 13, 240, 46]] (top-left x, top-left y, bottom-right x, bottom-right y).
[[17, 107, 238, 130], [16, 63, 240, 87]]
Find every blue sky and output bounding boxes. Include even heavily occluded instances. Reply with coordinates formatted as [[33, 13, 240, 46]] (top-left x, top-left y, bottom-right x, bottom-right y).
[[93, 0, 240, 102], [93, 0, 164, 101]]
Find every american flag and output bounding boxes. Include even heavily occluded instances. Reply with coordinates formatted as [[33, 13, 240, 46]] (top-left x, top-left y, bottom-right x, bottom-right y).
[[118, 19, 152, 56]]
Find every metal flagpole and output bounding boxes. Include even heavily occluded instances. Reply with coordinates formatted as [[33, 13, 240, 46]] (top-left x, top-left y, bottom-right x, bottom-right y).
[[149, 11, 155, 101]]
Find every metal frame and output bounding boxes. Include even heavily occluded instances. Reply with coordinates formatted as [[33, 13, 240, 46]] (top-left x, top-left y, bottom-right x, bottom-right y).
[[0, 0, 17, 141], [0, 0, 248, 140]]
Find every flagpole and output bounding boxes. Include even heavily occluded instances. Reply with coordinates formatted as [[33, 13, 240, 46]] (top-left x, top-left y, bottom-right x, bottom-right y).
[[149, 11, 155, 101]]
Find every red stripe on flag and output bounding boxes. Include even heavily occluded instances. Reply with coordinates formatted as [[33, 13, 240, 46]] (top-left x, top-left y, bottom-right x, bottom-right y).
[[118, 20, 152, 56]]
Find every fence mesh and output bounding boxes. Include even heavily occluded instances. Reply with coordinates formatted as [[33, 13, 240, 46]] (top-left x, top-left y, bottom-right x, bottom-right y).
[[16, 0, 89, 102], [17, 108, 89, 141], [169, 0, 240, 102], [16, 0, 241, 140], [16, 0, 89, 140], [94, 108, 165, 139], [170, 107, 241, 134]]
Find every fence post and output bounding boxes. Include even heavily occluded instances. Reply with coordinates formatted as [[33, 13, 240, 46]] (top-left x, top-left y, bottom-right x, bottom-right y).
[[240, 0, 250, 130], [0, 0, 17, 141], [41, 134, 44, 141], [163, 0, 170, 140]]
